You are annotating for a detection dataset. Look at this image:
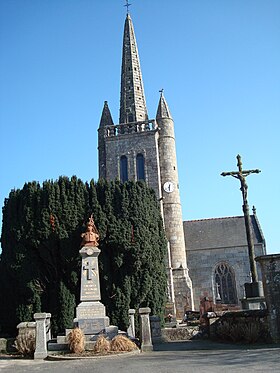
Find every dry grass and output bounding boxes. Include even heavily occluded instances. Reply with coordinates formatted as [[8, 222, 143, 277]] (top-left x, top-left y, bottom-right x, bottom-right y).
[[110, 335, 138, 352], [229, 324, 244, 342], [67, 328, 85, 353], [215, 321, 231, 341], [215, 319, 262, 343], [93, 335, 111, 354], [15, 329, 36, 356], [242, 322, 261, 343]]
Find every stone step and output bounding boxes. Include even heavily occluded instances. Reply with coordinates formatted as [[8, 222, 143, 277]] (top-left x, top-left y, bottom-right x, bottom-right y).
[[57, 325, 119, 344], [48, 342, 70, 352], [48, 340, 97, 352]]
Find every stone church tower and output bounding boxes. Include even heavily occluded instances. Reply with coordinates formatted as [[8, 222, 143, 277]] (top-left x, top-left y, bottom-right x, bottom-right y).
[[98, 13, 193, 317]]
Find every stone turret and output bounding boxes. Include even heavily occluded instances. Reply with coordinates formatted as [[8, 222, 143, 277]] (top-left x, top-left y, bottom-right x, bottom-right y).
[[157, 92, 194, 315], [98, 101, 114, 179]]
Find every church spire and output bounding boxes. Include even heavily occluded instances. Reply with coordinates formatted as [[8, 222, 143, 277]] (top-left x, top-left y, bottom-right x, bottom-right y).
[[119, 13, 148, 124]]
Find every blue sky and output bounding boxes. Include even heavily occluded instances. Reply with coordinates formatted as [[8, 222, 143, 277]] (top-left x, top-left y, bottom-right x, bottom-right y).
[[0, 0, 279, 254]]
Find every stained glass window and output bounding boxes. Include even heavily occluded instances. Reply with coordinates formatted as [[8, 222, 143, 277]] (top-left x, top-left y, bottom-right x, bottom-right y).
[[214, 263, 237, 304], [120, 155, 128, 183], [136, 153, 145, 181]]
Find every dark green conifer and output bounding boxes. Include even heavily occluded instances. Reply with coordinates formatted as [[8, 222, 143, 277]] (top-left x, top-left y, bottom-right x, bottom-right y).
[[0, 178, 167, 336]]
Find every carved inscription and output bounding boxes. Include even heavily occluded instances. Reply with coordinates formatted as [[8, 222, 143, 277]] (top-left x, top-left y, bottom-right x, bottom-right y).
[[80, 255, 101, 301], [78, 318, 109, 334]]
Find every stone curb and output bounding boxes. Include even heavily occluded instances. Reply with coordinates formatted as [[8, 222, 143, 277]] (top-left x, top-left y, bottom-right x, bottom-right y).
[[47, 348, 140, 361]]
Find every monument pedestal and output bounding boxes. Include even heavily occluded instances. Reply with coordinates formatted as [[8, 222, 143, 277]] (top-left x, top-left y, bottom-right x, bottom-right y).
[[241, 281, 266, 310], [75, 301, 110, 334], [74, 245, 113, 336]]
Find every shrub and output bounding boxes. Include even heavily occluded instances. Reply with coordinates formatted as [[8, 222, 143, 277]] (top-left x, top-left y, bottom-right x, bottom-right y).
[[110, 335, 138, 352], [242, 322, 261, 343], [67, 328, 85, 353], [15, 328, 36, 356], [94, 335, 111, 354]]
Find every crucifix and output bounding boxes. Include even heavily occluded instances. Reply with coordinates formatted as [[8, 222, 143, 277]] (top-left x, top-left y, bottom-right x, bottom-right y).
[[83, 259, 96, 281], [221, 154, 261, 283], [124, 0, 132, 14], [215, 282, 221, 302]]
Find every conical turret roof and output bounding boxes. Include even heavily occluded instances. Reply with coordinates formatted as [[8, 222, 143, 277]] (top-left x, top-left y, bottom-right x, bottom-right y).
[[99, 101, 114, 127], [119, 14, 148, 124], [156, 91, 173, 119]]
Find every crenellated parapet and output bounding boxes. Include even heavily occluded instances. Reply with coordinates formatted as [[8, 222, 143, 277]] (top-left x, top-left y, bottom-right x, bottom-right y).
[[102, 119, 157, 138]]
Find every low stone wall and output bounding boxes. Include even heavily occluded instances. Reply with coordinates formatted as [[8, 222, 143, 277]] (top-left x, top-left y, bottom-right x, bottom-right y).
[[204, 309, 270, 343], [0, 338, 17, 353], [161, 326, 199, 341]]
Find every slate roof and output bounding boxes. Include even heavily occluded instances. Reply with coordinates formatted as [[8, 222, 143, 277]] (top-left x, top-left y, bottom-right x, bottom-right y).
[[183, 215, 265, 251]]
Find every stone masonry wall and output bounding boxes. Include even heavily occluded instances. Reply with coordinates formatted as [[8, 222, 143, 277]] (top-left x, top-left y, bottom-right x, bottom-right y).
[[105, 128, 161, 198], [188, 244, 264, 310]]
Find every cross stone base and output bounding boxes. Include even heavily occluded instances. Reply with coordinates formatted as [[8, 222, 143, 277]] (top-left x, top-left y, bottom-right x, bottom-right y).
[[75, 301, 110, 335], [74, 317, 110, 335]]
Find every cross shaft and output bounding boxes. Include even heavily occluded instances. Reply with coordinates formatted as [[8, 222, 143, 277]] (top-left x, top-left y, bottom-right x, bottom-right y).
[[221, 154, 261, 283]]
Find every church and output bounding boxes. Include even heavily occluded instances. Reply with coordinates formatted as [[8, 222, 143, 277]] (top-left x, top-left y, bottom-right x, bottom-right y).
[[97, 12, 266, 318]]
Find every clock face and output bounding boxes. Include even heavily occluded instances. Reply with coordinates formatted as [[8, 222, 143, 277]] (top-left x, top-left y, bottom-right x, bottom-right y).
[[163, 181, 174, 193]]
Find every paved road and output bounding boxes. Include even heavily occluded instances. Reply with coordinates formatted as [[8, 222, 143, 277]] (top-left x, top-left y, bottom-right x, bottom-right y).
[[0, 341, 279, 373]]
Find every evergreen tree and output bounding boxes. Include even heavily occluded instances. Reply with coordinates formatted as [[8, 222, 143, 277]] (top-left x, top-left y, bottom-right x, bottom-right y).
[[0, 177, 167, 336]]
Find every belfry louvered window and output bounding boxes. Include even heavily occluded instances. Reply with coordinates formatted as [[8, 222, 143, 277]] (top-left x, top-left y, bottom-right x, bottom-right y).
[[120, 155, 128, 183], [136, 153, 145, 181], [214, 263, 237, 304]]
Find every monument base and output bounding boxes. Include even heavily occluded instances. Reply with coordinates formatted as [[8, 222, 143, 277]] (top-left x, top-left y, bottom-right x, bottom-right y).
[[241, 297, 266, 310], [75, 301, 110, 335], [76, 301, 106, 319], [74, 317, 110, 335]]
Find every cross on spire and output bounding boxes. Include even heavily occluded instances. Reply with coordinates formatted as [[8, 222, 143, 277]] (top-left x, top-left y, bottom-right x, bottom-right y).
[[124, 0, 132, 14]]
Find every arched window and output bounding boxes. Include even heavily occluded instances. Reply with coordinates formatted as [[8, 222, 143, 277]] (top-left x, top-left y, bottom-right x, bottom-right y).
[[214, 263, 237, 304], [120, 155, 128, 183], [136, 153, 145, 181]]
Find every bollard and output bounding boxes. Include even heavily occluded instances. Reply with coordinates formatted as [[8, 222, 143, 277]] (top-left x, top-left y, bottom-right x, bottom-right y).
[[127, 309, 136, 338], [34, 312, 51, 359], [139, 307, 153, 352]]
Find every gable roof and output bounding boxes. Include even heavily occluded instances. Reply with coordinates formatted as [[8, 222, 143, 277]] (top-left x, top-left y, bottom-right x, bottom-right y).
[[183, 215, 265, 251]]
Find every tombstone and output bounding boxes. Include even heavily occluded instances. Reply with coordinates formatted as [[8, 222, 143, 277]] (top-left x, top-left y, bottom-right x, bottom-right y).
[[149, 315, 162, 342], [74, 216, 110, 335], [256, 254, 280, 342]]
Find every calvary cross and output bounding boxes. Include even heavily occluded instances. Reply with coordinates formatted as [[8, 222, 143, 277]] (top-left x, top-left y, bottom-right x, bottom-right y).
[[221, 154, 261, 283], [83, 260, 96, 280]]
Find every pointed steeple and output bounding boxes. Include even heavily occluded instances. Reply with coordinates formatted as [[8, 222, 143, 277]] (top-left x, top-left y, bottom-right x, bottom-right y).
[[156, 90, 173, 119], [99, 101, 114, 127], [119, 14, 148, 124]]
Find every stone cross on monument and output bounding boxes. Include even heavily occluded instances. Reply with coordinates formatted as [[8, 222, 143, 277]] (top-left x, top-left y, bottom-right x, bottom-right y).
[[83, 259, 96, 280], [221, 154, 263, 298]]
